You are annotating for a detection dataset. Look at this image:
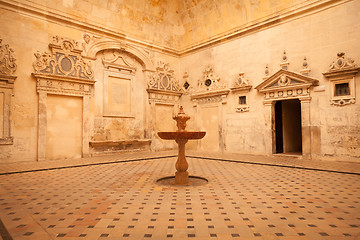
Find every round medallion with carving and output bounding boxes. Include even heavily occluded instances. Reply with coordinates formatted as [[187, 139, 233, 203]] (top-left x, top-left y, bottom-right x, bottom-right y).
[[60, 57, 72, 72]]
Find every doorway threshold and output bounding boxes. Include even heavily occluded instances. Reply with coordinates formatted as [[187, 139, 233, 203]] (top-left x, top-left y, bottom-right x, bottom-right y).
[[274, 153, 302, 158]]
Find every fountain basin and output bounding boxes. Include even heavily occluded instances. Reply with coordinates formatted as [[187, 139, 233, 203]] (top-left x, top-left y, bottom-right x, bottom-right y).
[[158, 131, 206, 140]]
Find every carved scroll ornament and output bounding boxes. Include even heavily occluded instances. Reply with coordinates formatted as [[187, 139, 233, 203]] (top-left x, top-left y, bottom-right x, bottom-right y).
[[0, 38, 17, 75], [33, 36, 94, 80]]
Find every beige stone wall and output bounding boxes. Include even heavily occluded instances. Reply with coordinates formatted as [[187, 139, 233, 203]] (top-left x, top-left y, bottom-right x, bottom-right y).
[[180, 0, 360, 161], [0, 4, 180, 161], [0, 0, 359, 163]]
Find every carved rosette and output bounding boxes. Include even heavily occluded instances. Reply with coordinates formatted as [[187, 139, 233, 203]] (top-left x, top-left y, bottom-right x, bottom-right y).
[[147, 61, 182, 104], [0, 38, 17, 76], [33, 36, 95, 96]]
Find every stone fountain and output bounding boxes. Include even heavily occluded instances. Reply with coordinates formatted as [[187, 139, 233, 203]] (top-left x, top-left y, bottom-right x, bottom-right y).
[[158, 106, 206, 185]]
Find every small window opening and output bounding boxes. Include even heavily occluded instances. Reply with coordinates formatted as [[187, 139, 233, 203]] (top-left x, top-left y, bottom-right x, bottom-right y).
[[335, 83, 350, 96], [205, 79, 212, 87], [239, 96, 246, 105], [183, 81, 190, 90]]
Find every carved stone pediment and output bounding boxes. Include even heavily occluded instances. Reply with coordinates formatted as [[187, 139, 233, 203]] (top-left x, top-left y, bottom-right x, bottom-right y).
[[147, 61, 182, 104], [33, 36, 95, 96], [230, 73, 252, 92], [255, 69, 318, 102], [101, 49, 137, 74], [191, 67, 230, 104], [33, 36, 94, 81]]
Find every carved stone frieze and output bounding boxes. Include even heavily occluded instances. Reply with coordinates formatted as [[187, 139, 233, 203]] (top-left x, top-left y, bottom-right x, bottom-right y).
[[0, 38, 17, 75], [147, 61, 182, 104], [34, 75, 92, 96]]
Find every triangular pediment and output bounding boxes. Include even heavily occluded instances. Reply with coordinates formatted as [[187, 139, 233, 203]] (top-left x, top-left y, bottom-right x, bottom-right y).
[[255, 69, 318, 92]]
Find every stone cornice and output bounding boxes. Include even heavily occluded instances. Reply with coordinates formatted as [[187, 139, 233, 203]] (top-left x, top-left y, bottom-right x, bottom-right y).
[[0, 0, 350, 56]]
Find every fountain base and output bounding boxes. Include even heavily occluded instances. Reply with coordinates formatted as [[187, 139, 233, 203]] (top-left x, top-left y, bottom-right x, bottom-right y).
[[156, 175, 208, 186], [175, 171, 189, 185]]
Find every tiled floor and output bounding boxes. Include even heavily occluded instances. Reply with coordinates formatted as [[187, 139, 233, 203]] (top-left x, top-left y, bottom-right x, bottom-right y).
[[0, 152, 359, 239]]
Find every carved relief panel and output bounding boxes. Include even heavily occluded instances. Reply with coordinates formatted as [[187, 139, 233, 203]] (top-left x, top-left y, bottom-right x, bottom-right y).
[[147, 61, 182, 104], [0, 37, 17, 145]]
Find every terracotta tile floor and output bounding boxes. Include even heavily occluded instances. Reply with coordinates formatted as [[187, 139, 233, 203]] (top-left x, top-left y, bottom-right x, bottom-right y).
[[0, 152, 359, 240]]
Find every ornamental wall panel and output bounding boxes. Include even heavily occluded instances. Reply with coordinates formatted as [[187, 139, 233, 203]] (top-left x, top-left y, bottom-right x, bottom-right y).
[[32, 36, 95, 160]]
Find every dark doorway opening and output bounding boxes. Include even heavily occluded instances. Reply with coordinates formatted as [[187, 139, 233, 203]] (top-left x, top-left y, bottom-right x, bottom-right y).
[[274, 99, 302, 154]]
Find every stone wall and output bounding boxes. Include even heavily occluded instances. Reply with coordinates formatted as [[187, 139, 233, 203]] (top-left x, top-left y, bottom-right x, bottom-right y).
[[0, 0, 359, 162]]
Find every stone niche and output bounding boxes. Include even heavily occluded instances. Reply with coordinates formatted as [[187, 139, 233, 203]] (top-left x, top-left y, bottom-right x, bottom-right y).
[[0, 37, 17, 145], [82, 34, 156, 155], [32, 36, 95, 160], [90, 48, 151, 155]]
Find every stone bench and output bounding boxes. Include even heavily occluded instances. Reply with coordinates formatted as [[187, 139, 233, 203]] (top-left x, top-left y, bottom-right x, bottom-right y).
[[89, 139, 151, 155]]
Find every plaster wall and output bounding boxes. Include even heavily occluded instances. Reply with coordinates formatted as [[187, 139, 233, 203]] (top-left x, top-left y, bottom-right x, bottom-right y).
[[46, 94, 83, 160], [180, 0, 360, 161], [0, 0, 359, 163], [0, 6, 179, 162]]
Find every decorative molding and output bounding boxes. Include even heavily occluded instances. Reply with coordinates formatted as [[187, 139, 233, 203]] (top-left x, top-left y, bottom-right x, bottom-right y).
[[300, 57, 311, 76], [101, 49, 137, 74], [82, 33, 155, 71], [230, 73, 252, 92], [147, 61, 182, 104], [182, 72, 193, 95], [236, 105, 250, 113], [323, 52, 359, 106], [280, 51, 290, 70], [191, 66, 229, 104], [255, 69, 318, 104], [33, 74, 93, 96], [0, 38, 17, 75], [33, 36, 94, 81], [323, 52, 360, 77], [0, 37, 16, 145]]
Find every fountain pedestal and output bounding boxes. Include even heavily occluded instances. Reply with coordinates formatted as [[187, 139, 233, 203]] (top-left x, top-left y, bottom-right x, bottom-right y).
[[157, 107, 206, 185]]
